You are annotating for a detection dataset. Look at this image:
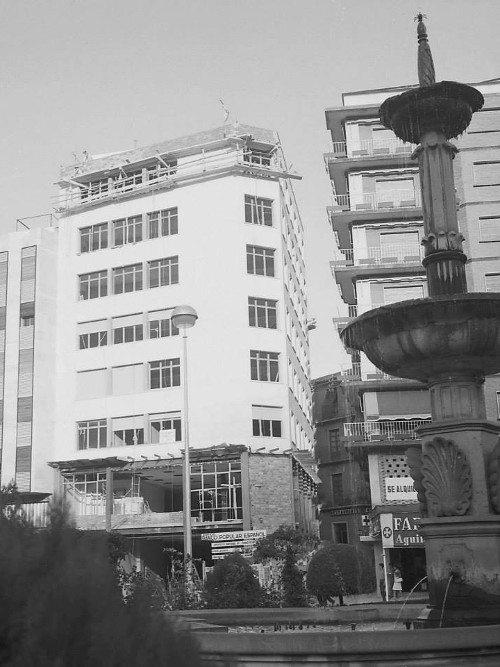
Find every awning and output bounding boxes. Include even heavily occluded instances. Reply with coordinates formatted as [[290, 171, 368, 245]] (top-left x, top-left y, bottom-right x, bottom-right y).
[[363, 390, 431, 420]]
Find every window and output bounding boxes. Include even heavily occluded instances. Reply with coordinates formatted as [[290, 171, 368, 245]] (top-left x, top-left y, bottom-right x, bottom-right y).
[[473, 161, 500, 187], [383, 284, 424, 304], [331, 473, 344, 505], [112, 416, 144, 447], [113, 216, 143, 246], [191, 460, 242, 522], [112, 314, 143, 344], [248, 297, 277, 329], [20, 315, 35, 327], [246, 245, 275, 277], [149, 358, 181, 389], [244, 195, 273, 226], [485, 273, 500, 292], [63, 472, 106, 496], [79, 270, 108, 300], [148, 256, 178, 288], [113, 263, 142, 294], [80, 223, 108, 253], [479, 216, 500, 242], [252, 418, 281, 437], [250, 350, 279, 382], [148, 310, 179, 338], [78, 320, 108, 349], [78, 419, 107, 450], [147, 160, 177, 182], [148, 208, 178, 238], [333, 522, 349, 544], [243, 150, 272, 167], [376, 178, 415, 205], [150, 412, 182, 443]]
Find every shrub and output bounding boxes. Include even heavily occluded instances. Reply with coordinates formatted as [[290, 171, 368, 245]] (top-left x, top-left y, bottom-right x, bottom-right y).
[[254, 524, 318, 562], [204, 552, 262, 608], [0, 499, 202, 667], [281, 546, 307, 607], [306, 542, 371, 605]]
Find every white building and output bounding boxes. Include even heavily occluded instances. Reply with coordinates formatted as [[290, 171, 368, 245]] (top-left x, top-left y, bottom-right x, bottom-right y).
[[0, 124, 317, 573]]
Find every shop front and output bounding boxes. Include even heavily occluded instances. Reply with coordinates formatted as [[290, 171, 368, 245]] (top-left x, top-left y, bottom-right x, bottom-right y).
[[379, 511, 427, 600]]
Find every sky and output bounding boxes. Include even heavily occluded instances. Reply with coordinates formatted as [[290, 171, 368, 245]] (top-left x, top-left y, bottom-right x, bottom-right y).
[[1, 0, 499, 378]]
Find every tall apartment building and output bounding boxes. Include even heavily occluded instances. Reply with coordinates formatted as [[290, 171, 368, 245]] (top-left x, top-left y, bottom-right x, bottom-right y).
[[0, 123, 317, 576], [314, 79, 500, 596]]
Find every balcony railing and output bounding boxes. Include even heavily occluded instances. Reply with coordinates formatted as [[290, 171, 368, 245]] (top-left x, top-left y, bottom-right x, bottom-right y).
[[327, 139, 413, 159], [331, 189, 421, 212], [344, 419, 431, 441], [334, 244, 424, 266]]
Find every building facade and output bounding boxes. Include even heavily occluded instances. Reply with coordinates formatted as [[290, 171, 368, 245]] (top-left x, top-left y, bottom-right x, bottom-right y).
[[0, 124, 317, 576], [315, 79, 500, 597]]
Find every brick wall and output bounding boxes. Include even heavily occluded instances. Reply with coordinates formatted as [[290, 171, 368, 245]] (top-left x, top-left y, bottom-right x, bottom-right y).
[[248, 454, 294, 533]]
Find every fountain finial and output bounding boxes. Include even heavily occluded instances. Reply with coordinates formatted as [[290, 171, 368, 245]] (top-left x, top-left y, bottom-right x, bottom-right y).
[[415, 12, 436, 87]]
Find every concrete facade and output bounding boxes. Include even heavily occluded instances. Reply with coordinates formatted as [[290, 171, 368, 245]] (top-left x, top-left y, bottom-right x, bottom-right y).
[[0, 123, 318, 575]]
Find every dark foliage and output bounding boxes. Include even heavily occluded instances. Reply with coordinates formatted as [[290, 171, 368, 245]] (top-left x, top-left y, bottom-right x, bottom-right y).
[[281, 546, 307, 607], [204, 552, 262, 608], [0, 500, 202, 667], [306, 542, 374, 604], [253, 524, 318, 562]]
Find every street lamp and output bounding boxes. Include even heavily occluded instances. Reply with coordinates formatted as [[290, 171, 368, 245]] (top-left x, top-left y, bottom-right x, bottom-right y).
[[171, 305, 198, 561]]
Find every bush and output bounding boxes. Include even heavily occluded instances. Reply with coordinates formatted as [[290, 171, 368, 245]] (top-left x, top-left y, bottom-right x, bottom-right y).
[[204, 552, 262, 608], [306, 543, 372, 605], [254, 524, 318, 562], [0, 499, 202, 667], [281, 546, 307, 607]]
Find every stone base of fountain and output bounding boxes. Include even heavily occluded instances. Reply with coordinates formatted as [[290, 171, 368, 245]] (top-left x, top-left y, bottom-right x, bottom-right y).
[[414, 515, 500, 628]]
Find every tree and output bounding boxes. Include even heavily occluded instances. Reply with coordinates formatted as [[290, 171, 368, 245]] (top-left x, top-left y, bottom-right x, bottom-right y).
[[204, 552, 262, 608], [253, 524, 318, 562], [281, 546, 307, 607], [0, 497, 202, 667], [306, 543, 372, 606]]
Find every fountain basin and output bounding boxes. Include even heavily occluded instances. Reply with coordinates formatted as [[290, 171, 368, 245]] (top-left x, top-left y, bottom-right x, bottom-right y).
[[341, 293, 500, 382]]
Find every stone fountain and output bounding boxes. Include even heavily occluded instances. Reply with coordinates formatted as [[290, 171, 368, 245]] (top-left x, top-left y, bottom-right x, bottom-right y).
[[341, 15, 500, 627]]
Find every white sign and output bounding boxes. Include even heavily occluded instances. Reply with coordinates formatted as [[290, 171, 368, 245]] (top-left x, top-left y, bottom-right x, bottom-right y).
[[159, 429, 176, 445], [201, 530, 266, 542], [384, 477, 418, 502]]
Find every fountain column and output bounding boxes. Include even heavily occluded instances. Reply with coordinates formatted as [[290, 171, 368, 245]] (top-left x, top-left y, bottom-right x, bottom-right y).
[[342, 16, 500, 627]]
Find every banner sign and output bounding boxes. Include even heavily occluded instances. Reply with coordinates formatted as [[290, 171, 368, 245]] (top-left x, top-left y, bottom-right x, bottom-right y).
[[381, 512, 424, 548], [384, 477, 418, 502], [202, 530, 266, 560]]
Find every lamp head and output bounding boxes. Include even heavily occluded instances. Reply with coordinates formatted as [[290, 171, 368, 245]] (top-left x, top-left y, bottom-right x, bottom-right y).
[[171, 305, 198, 330]]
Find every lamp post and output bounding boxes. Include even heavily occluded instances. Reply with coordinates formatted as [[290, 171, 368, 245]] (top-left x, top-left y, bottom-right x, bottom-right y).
[[171, 305, 198, 562]]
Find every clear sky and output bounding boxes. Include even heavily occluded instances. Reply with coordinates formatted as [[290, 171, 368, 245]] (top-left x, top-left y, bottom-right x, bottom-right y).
[[1, 0, 499, 377]]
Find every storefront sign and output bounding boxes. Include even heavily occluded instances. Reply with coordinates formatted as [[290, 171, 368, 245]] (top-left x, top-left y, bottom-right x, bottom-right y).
[[380, 512, 424, 548], [202, 530, 267, 560], [384, 477, 418, 502]]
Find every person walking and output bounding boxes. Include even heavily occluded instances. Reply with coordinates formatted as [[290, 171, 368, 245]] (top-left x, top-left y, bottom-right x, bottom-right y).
[[392, 567, 403, 599]]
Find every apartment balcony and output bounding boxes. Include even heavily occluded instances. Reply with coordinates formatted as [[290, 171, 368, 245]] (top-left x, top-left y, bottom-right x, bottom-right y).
[[332, 244, 424, 268], [331, 251, 426, 305], [325, 144, 415, 193], [331, 189, 421, 213], [326, 139, 413, 160], [343, 419, 431, 443], [337, 362, 409, 384]]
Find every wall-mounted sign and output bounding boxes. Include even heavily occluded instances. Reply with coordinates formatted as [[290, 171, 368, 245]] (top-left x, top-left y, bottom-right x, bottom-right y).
[[384, 477, 418, 502], [380, 512, 424, 548], [201, 529, 267, 560], [159, 429, 176, 445]]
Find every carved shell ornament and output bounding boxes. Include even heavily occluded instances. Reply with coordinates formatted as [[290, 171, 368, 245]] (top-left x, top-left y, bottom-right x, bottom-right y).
[[406, 447, 428, 515], [487, 442, 500, 514], [421, 437, 472, 516]]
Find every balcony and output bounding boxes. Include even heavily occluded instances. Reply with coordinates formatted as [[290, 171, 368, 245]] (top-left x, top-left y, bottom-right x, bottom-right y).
[[337, 362, 409, 384], [327, 139, 413, 159], [332, 244, 424, 267], [343, 419, 431, 442], [331, 189, 421, 213]]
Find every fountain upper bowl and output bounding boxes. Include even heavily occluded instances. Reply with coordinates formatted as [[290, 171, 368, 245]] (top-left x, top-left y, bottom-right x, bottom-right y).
[[341, 293, 500, 382]]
